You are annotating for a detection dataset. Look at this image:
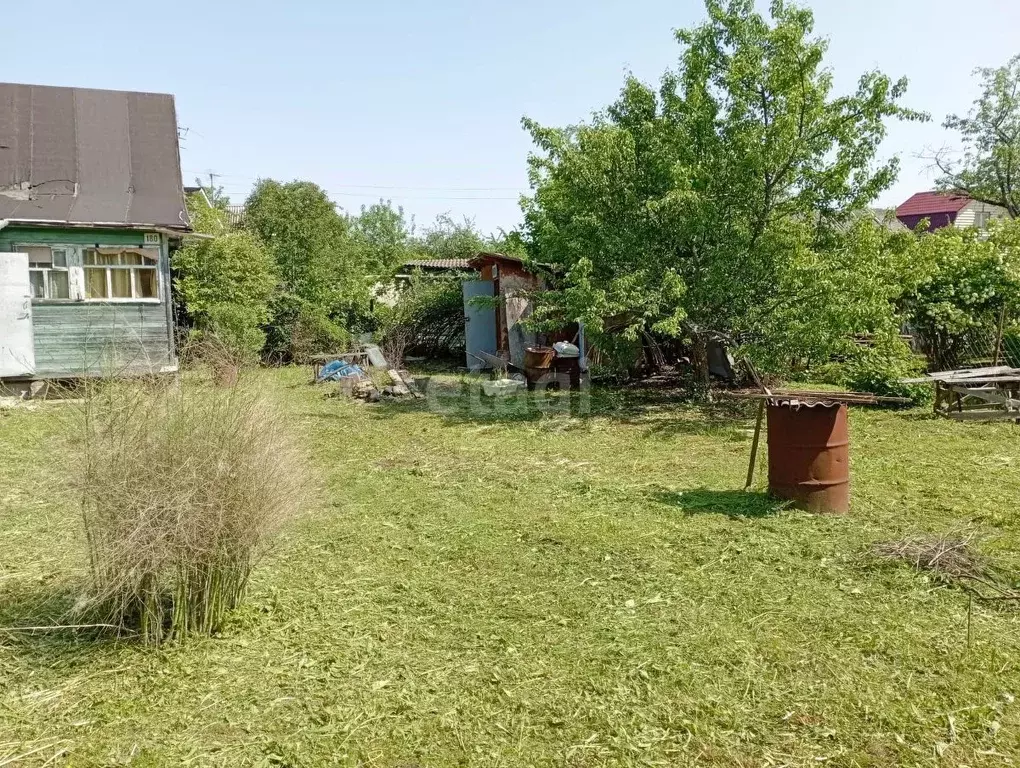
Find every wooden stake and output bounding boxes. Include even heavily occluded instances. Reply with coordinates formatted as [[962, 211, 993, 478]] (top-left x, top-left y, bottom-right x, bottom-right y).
[[967, 593, 974, 650], [745, 399, 766, 489], [993, 304, 1008, 367]]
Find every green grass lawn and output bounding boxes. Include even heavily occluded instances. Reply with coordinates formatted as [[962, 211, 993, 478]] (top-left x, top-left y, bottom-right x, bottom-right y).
[[3, 368, 1020, 767]]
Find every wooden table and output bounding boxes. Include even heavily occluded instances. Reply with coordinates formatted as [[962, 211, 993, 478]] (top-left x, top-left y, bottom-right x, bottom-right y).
[[905, 366, 1020, 421]]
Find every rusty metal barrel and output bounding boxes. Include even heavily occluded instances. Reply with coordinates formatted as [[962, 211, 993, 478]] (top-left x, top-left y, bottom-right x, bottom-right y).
[[766, 400, 850, 513]]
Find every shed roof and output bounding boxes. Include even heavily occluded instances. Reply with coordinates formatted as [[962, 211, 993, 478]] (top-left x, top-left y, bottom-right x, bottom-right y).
[[0, 82, 189, 229], [469, 251, 526, 267], [896, 191, 971, 218], [402, 258, 471, 270]]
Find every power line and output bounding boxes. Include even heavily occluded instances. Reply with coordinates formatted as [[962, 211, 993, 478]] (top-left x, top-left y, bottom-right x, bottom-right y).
[[218, 188, 521, 202], [183, 169, 524, 192], [328, 191, 520, 201]]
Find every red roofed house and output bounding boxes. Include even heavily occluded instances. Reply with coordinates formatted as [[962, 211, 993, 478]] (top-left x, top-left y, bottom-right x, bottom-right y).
[[895, 191, 1009, 232]]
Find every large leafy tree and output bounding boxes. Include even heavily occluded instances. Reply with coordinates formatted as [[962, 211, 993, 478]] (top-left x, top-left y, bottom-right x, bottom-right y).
[[936, 55, 1020, 217], [522, 0, 923, 389], [244, 180, 370, 358], [173, 193, 277, 358], [418, 213, 488, 261], [350, 200, 415, 278]]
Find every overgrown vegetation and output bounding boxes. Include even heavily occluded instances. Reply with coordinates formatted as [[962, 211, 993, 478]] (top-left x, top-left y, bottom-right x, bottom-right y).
[[169, 2, 1020, 399], [521, 0, 924, 393], [376, 271, 468, 361], [901, 219, 1020, 370], [73, 379, 308, 644], [174, 230, 277, 359]]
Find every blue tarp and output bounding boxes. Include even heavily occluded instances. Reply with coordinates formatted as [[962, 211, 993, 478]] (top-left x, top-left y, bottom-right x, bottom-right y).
[[318, 360, 366, 382]]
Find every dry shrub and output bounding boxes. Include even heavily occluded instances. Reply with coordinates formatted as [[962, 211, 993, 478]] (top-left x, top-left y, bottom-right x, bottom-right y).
[[379, 324, 411, 370], [872, 533, 985, 582], [75, 379, 309, 643], [178, 333, 249, 387]]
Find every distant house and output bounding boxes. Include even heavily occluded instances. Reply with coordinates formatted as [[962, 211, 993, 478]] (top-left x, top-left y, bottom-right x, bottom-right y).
[[895, 191, 1009, 232], [183, 187, 244, 227], [0, 82, 190, 383]]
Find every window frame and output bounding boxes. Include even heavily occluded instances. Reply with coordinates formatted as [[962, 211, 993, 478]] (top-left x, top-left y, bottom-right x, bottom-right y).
[[25, 246, 72, 301], [82, 247, 161, 303], [15, 241, 164, 304]]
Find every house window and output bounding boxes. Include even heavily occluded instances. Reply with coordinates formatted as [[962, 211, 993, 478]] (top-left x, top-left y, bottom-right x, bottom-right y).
[[26, 246, 71, 300], [83, 248, 159, 300], [975, 210, 992, 229]]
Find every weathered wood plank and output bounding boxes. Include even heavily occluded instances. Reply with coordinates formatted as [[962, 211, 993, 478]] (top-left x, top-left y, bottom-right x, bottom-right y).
[[30, 302, 172, 377], [947, 410, 1020, 421]]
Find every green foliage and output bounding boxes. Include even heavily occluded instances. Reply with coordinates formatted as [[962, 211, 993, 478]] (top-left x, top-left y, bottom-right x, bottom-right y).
[[522, 0, 923, 386], [419, 213, 488, 261], [192, 176, 232, 211], [185, 192, 230, 236], [742, 215, 920, 373], [174, 231, 277, 359], [377, 271, 467, 358], [181, 185, 521, 364], [900, 219, 1020, 370], [834, 341, 931, 404], [244, 180, 370, 359], [936, 54, 1020, 217], [287, 305, 352, 363], [350, 199, 415, 278]]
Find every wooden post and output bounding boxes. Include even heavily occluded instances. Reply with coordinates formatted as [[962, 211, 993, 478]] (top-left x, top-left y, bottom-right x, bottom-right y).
[[745, 399, 766, 489], [993, 304, 1008, 366]]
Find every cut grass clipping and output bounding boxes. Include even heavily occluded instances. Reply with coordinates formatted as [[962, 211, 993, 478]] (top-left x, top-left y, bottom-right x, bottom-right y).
[[872, 533, 987, 583], [74, 380, 308, 644], [872, 532, 1020, 602]]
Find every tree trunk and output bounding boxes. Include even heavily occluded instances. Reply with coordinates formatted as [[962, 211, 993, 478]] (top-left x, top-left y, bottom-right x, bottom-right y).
[[691, 332, 712, 402]]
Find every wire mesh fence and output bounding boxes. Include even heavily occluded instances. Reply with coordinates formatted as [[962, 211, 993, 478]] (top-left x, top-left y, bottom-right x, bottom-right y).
[[910, 303, 1020, 372]]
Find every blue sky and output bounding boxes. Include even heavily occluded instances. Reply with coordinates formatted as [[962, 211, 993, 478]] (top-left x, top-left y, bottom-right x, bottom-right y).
[[4, 1, 1019, 233]]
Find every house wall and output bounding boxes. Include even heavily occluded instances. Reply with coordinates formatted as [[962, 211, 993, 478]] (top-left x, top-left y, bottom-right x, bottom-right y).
[[955, 200, 1010, 229], [898, 212, 957, 231], [0, 226, 176, 378]]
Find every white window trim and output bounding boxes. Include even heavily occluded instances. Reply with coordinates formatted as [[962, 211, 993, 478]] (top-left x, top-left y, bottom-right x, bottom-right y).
[[83, 250, 161, 303], [20, 244, 79, 302], [28, 259, 71, 300], [15, 243, 163, 304]]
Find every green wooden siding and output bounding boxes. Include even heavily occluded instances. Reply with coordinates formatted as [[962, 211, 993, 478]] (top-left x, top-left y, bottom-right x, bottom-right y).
[[0, 225, 177, 378], [0, 227, 149, 249], [31, 303, 173, 377]]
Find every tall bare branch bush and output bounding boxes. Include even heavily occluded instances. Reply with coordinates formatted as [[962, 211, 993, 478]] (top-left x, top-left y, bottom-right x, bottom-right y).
[[75, 379, 308, 643]]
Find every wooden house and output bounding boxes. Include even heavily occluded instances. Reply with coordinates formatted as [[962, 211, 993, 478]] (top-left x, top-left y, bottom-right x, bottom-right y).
[[895, 191, 1009, 232], [0, 83, 190, 384]]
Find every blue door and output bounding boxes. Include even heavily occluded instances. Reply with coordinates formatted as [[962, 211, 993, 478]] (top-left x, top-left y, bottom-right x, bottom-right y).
[[463, 280, 496, 369]]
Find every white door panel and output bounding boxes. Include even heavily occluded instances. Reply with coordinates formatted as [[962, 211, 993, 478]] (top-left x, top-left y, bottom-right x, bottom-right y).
[[0, 252, 36, 377]]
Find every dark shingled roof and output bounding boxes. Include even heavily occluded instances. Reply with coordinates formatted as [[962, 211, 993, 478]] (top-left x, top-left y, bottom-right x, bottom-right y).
[[0, 82, 189, 229]]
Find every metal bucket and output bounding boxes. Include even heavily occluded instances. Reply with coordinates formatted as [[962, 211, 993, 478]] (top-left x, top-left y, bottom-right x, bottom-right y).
[[766, 401, 850, 513]]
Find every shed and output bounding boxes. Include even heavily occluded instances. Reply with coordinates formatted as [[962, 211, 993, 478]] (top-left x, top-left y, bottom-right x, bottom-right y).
[[462, 252, 546, 369], [0, 82, 190, 383]]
